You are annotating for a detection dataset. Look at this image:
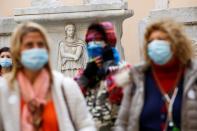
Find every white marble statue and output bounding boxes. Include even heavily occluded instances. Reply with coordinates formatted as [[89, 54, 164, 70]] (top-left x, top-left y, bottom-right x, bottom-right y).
[[84, 0, 123, 4], [58, 23, 88, 77], [30, 0, 63, 7]]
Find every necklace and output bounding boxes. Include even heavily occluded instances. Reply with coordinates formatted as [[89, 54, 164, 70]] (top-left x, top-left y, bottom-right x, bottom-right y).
[[152, 67, 183, 131]]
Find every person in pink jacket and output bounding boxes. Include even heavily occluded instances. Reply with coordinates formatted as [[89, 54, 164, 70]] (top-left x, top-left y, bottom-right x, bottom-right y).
[[75, 22, 125, 131]]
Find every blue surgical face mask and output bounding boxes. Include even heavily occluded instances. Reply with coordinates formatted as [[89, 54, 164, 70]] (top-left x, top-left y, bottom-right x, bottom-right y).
[[147, 40, 172, 65], [87, 41, 104, 59], [0, 58, 12, 68], [21, 48, 48, 71]]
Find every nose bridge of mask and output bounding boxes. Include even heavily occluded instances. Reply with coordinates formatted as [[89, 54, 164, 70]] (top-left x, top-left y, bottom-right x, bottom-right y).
[[22, 48, 47, 57], [149, 39, 170, 48]]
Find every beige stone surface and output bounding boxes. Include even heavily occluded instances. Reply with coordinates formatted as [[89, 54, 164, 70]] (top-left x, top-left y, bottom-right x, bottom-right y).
[[122, 0, 154, 64], [170, 0, 197, 8]]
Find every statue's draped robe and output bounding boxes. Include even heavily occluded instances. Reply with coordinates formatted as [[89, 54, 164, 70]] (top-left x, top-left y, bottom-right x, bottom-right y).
[[58, 39, 88, 77]]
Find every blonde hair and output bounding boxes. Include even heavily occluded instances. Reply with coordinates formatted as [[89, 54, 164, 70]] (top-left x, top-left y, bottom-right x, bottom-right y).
[[9, 22, 53, 87], [143, 18, 194, 66]]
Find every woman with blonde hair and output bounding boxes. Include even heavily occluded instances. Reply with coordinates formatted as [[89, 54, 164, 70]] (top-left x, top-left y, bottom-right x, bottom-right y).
[[0, 22, 96, 131], [114, 19, 197, 131]]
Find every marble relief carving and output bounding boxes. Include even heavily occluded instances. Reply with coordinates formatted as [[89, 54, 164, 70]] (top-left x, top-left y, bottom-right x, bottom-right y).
[[58, 23, 88, 77]]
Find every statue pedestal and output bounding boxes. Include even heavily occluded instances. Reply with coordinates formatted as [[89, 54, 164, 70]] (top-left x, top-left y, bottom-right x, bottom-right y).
[[0, 3, 133, 72]]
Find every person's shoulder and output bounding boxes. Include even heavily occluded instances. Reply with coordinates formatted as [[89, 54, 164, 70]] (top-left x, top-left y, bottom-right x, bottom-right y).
[[132, 62, 148, 72], [0, 76, 6, 84], [76, 39, 86, 45], [190, 59, 197, 67], [186, 59, 197, 73], [59, 40, 66, 46], [59, 40, 63, 44], [0, 75, 10, 93], [52, 70, 67, 81], [76, 39, 84, 43], [52, 70, 77, 86], [52, 70, 63, 77]]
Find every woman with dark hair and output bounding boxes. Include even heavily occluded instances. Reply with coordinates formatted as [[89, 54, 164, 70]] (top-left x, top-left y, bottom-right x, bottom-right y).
[[75, 22, 123, 131], [0, 47, 12, 76]]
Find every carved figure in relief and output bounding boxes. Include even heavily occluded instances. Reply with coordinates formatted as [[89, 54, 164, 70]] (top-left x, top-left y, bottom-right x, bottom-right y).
[[58, 23, 88, 77]]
